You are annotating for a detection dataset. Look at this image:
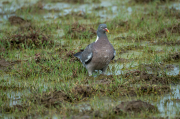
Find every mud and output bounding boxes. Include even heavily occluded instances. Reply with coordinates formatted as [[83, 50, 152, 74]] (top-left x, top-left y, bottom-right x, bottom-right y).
[[33, 90, 72, 108], [1, 30, 53, 49], [71, 85, 94, 101], [114, 100, 158, 115], [31, 81, 170, 108], [2, 1, 10, 4], [95, 78, 112, 85], [8, 16, 30, 25], [32, 86, 93, 107], [163, 52, 180, 62], [125, 70, 170, 85], [65, 22, 96, 39]]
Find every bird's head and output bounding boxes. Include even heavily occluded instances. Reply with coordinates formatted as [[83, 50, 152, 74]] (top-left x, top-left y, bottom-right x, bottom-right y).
[[97, 24, 109, 36]]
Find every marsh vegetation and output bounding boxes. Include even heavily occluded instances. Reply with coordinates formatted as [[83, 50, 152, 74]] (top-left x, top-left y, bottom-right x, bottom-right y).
[[0, 0, 180, 118]]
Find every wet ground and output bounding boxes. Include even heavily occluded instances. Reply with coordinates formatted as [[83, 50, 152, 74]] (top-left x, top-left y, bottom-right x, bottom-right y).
[[0, 0, 180, 118]]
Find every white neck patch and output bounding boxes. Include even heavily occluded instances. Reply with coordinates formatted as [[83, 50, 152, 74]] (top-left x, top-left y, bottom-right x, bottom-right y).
[[95, 36, 99, 43]]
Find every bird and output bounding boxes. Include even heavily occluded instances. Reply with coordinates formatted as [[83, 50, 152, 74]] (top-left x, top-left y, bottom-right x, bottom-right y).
[[74, 24, 115, 76]]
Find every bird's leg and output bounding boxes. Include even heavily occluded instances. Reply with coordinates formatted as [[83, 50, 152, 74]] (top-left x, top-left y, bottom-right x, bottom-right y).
[[88, 70, 93, 76], [86, 65, 93, 76], [101, 65, 108, 75]]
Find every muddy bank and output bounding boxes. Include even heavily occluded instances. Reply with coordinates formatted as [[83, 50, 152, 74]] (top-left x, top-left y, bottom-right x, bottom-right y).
[[70, 85, 95, 101], [0, 30, 53, 49], [163, 52, 180, 62], [33, 90, 71, 108], [8, 16, 30, 25], [31, 81, 170, 108], [114, 100, 158, 115]]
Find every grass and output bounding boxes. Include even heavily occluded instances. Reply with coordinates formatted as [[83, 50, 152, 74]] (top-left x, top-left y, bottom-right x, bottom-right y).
[[0, 0, 180, 118]]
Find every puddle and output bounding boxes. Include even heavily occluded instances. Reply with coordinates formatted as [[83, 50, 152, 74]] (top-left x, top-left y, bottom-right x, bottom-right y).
[[157, 85, 180, 118], [0, 0, 39, 14], [5, 89, 31, 106], [170, 2, 180, 10], [166, 64, 180, 76]]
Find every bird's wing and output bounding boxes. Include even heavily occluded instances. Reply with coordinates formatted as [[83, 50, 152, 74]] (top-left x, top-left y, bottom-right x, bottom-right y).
[[80, 43, 94, 64], [112, 49, 116, 60]]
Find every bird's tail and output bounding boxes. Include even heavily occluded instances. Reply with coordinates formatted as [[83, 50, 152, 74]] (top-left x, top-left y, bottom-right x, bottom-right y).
[[74, 52, 82, 59]]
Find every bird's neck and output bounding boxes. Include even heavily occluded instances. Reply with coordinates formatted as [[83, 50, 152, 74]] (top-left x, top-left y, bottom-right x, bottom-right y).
[[95, 34, 108, 43], [97, 32, 106, 38]]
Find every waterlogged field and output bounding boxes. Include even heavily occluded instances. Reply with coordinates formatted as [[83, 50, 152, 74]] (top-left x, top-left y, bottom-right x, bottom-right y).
[[0, 0, 180, 118]]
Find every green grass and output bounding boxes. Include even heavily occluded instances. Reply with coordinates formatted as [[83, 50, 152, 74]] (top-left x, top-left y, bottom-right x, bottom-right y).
[[0, 0, 180, 118]]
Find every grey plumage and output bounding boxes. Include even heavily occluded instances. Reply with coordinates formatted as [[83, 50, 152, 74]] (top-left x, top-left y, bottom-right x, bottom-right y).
[[74, 24, 115, 76]]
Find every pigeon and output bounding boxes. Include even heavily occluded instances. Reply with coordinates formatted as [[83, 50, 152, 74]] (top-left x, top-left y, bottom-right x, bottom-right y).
[[74, 24, 115, 76]]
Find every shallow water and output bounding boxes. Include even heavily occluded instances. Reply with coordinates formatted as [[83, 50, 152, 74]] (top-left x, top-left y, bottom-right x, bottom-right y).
[[157, 85, 180, 118], [0, 0, 39, 17]]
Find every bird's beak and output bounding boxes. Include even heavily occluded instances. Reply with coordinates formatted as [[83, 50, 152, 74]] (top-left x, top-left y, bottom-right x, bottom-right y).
[[104, 28, 109, 33]]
